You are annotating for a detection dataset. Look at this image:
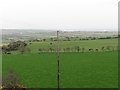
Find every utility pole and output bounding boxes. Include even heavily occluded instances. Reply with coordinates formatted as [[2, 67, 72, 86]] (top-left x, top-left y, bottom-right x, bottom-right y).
[[57, 31, 60, 90]]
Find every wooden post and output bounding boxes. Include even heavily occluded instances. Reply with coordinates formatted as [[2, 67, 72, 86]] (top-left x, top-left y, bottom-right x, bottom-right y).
[[57, 31, 60, 90]]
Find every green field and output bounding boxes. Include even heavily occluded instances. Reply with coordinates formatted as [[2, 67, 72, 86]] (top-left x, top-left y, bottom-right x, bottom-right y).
[[18, 39, 118, 54], [3, 51, 118, 88], [0, 55, 1, 74]]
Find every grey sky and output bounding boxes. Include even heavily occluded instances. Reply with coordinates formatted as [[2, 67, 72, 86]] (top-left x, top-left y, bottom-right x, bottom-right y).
[[0, 0, 119, 30]]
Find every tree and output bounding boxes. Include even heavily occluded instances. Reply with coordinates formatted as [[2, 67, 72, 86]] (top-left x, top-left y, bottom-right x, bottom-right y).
[[43, 39, 46, 41], [70, 48, 74, 52], [75, 46, 80, 52], [66, 37, 70, 41], [76, 46, 80, 52], [101, 46, 105, 51], [26, 48, 31, 54], [49, 48, 52, 52], [66, 48, 70, 52], [95, 49, 99, 52], [2, 41, 27, 54], [20, 47, 25, 54], [50, 38, 54, 41], [38, 48, 43, 53], [63, 48, 66, 52], [50, 43, 53, 45], [106, 46, 111, 51], [82, 48, 85, 52], [89, 48, 93, 52]]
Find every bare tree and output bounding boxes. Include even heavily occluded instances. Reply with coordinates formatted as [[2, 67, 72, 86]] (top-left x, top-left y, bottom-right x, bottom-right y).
[[63, 48, 66, 52], [38, 48, 43, 53], [66, 48, 70, 52], [75, 46, 80, 52], [82, 48, 85, 52], [106, 46, 111, 51]]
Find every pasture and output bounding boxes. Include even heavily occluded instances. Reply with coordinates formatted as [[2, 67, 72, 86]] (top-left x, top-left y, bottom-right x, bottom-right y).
[[23, 38, 118, 54], [2, 51, 118, 88]]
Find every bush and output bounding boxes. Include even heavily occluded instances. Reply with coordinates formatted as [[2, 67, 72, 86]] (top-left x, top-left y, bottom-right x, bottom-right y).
[[2, 70, 25, 89]]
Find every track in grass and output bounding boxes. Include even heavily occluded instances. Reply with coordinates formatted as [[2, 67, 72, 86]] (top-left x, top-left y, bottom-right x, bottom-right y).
[[3, 51, 118, 88]]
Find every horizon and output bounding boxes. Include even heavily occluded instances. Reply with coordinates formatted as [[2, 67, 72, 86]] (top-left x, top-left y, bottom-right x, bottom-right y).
[[1, 28, 118, 32]]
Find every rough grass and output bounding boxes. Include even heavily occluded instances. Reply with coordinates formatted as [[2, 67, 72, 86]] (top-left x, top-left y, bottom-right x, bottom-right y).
[[2, 51, 118, 88]]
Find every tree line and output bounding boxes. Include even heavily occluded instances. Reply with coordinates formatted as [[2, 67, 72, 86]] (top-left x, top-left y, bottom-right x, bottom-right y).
[[37, 46, 118, 53], [2, 41, 27, 54], [28, 36, 119, 42]]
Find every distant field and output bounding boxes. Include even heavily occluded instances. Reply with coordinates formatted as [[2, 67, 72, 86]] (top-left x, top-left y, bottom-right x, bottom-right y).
[[3, 51, 118, 88], [24, 39, 118, 53]]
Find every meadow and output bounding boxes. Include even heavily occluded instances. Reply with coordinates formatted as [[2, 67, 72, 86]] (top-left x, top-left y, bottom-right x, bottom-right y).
[[2, 36, 119, 88], [25, 39, 118, 53], [2, 51, 118, 88]]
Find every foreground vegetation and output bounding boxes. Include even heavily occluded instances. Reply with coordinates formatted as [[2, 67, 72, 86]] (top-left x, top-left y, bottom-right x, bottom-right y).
[[3, 51, 118, 88]]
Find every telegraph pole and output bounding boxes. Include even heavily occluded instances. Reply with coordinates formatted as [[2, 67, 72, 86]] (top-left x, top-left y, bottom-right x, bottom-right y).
[[57, 31, 60, 90]]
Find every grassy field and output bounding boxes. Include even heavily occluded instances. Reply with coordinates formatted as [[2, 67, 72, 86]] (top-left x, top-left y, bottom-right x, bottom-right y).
[[3, 51, 118, 88], [20, 39, 118, 54], [0, 55, 1, 74]]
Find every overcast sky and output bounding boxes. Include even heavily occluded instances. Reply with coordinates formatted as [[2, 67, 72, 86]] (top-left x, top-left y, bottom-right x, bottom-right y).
[[0, 0, 119, 30]]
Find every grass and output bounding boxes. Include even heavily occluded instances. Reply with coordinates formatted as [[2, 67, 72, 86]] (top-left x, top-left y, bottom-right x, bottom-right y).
[[0, 55, 2, 74], [2, 51, 118, 88], [25, 39, 118, 53]]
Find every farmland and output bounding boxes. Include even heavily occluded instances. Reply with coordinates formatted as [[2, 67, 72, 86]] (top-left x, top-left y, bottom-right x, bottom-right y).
[[27, 39, 118, 53], [2, 51, 118, 88], [6, 38, 118, 54], [1, 30, 119, 88]]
